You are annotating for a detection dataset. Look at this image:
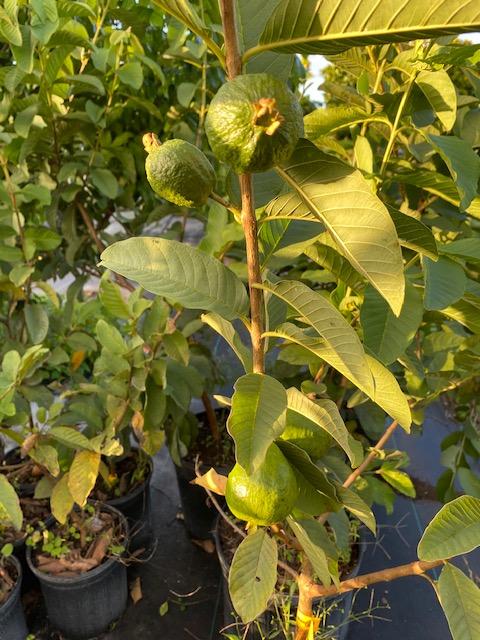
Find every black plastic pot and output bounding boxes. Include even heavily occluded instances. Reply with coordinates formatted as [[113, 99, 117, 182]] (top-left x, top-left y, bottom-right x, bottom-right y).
[[2, 448, 35, 497], [107, 457, 153, 552], [0, 555, 28, 640], [26, 503, 129, 640], [214, 517, 365, 640]]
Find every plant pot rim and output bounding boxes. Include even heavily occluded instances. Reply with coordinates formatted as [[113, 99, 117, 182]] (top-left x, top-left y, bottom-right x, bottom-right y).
[[25, 502, 129, 585], [0, 555, 22, 614]]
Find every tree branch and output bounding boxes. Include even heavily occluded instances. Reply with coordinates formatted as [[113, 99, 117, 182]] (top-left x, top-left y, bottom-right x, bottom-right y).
[[219, 0, 265, 374]]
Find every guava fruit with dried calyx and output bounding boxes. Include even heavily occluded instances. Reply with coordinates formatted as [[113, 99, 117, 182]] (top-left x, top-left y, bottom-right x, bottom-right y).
[[205, 73, 304, 174], [143, 134, 216, 208], [225, 443, 298, 526], [280, 410, 332, 460]]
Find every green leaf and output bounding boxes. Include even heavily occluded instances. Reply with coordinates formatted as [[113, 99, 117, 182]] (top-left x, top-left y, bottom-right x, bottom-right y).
[[418, 496, 480, 561], [163, 331, 190, 365], [24, 304, 49, 344], [361, 282, 424, 365], [254, 1, 480, 57], [287, 517, 333, 585], [441, 239, 480, 263], [0, 5, 22, 47], [424, 256, 466, 311], [304, 106, 388, 140], [151, 0, 224, 64], [63, 74, 105, 95], [100, 238, 249, 321], [267, 324, 411, 429], [441, 295, 480, 334], [393, 169, 480, 219], [99, 275, 130, 319], [437, 563, 480, 640], [29, 444, 59, 477], [0, 475, 22, 531], [201, 312, 252, 373], [338, 486, 376, 533], [51, 474, 74, 524], [272, 140, 405, 314], [388, 208, 438, 260], [118, 61, 144, 90], [228, 529, 277, 623], [416, 70, 457, 131], [286, 387, 360, 467], [48, 426, 92, 451], [9, 264, 34, 287], [428, 135, 480, 210], [68, 450, 101, 507], [304, 241, 364, 291], [378, 468, 416, 498], [96, 319, 128, 355], [91, 168, 118, 199], [227, 373, 287, 474], [260, 280, 374, 396], [14, 104, 37, 137]]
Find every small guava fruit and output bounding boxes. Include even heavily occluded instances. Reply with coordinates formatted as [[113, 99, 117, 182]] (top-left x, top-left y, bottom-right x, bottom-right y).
[[205, 73, 304, 174], [143, 133, 215, 208], [280, 411, 332, 460], [225, 443, 298, 526]]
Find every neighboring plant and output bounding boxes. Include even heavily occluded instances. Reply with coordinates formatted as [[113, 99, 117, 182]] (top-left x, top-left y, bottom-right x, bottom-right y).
[[0, 541, 15, 605], [101, 2, 480, 639]]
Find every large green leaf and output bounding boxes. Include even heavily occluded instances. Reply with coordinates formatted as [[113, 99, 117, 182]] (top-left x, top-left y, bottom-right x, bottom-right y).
[[441, 239, 480, 262], [304, 106, 389, 140], [251, 1, 480, 57], [260, 280, 374, 396], [267, 324, 411, 430], [0, 474, 23, 531], [424, 256, 466, 310], [418, 496, 480, 561], [416, 70, 457, 131], [361, 282, 424, 365], [237, 0, 293, 80], [428, 135, 480, 210], [227, 374, 287, 474], [287, 517, 333, 585], [228, 529, 278, 623], [271, 140, 405, 314], [438, 563, 480, 640], [286, 387, 360, 467], [100, 238, 249, 321]]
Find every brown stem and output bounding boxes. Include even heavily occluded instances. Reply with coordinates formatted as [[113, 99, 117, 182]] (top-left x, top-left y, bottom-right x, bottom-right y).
[[219, 0, 265, 374], [76, 201, 134, 292], [201, 391, 220, 442], [343, 419, 399, 490], [239, 174, 265, 373], [307, 559, 443, 599]]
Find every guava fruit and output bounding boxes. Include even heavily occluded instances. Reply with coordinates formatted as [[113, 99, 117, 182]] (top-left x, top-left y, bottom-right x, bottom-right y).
[[205, 73, 304, 174], [143, 133, 215, 208], [280, 410, 332, 459], [225, 443, 298, 526]]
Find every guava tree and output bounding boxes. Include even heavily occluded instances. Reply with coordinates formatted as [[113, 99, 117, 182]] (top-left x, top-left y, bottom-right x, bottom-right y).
[[101, 1, 480, 638]]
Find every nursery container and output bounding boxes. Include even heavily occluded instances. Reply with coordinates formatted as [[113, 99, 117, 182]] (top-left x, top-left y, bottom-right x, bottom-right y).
[[26, 503, 129, 640], [214, 517, 365, 640], [0, 555, 28, 640], [107, 456, 153, 552]]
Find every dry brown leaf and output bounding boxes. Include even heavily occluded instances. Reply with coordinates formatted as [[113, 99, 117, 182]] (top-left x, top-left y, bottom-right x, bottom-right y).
[[71, 350, 86, 371], [21, 433, 39, 457], [192, 538, 215, 554], [191, 467, 227, 496], [130, 576, 143, 604]]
